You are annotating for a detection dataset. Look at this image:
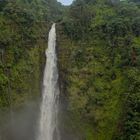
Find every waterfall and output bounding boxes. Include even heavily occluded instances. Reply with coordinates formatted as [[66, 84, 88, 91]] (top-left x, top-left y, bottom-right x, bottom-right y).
[[37, 23, 60, 140]]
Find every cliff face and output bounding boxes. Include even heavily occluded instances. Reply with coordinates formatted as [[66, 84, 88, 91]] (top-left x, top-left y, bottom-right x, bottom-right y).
[[57, 0, 140, 136], [57, 25, 83, 140], [57, 25, 121, 140], [57, 27, 125, 140]]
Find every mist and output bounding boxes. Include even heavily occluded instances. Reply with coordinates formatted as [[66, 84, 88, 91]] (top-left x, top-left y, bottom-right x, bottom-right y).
[[0, 100, 40, 140]]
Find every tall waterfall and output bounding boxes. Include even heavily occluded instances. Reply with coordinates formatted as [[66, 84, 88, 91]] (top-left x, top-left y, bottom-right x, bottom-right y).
[[37, 23, 60, 140]]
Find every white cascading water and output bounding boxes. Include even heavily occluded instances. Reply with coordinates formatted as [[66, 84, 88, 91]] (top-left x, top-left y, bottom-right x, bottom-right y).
[[37, 23, 60, 140]]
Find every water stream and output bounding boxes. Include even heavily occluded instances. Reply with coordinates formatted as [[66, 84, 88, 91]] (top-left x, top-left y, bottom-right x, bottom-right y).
[[37, 23, 60, 140]]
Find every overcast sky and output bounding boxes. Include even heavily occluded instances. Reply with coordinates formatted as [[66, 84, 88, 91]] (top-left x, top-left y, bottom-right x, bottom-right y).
[[57, 0, 73, 5]]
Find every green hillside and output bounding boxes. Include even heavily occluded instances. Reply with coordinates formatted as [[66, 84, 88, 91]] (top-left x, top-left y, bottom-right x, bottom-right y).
[[58, 0, 140, 139]]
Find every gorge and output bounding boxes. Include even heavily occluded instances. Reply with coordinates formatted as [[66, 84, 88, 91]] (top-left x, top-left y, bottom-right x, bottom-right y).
[[0, 0, 140, 140]]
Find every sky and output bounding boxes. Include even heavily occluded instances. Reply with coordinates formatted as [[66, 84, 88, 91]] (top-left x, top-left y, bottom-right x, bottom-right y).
[[57, 0, 73, 5]]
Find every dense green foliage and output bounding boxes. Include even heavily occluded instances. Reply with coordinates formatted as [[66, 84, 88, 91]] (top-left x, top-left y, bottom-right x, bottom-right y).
[[0, 0, 64, 108], [58, 0, 140, 139], [0, 0, 47, 109]]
